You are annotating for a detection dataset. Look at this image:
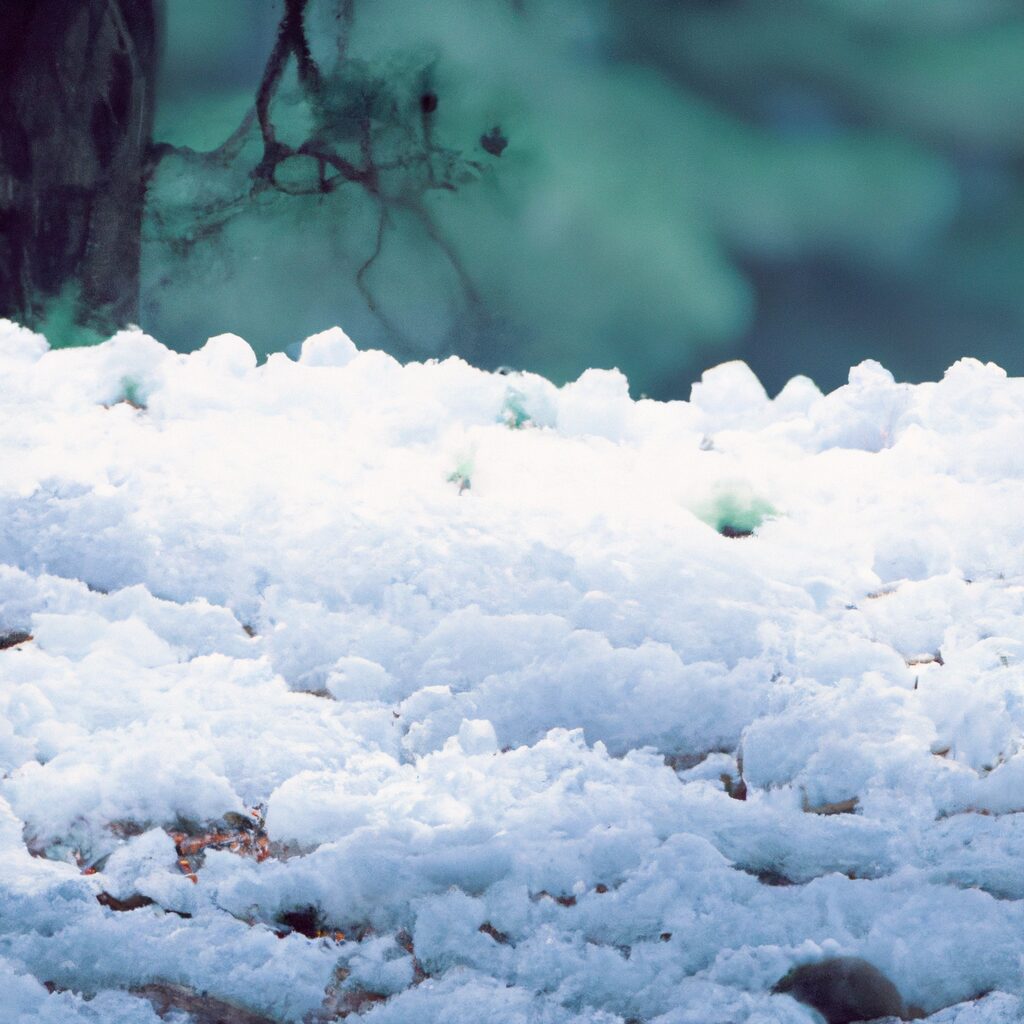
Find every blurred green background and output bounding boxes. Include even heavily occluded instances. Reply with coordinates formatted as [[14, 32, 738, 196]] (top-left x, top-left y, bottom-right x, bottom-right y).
[[145, 0, 1024, 397]]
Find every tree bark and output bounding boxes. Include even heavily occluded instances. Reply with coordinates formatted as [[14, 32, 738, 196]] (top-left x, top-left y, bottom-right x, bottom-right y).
[[0, 0, 158, 340]]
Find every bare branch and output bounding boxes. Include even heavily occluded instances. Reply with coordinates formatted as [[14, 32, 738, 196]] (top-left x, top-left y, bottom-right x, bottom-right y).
[[336, 0, 355, 63]]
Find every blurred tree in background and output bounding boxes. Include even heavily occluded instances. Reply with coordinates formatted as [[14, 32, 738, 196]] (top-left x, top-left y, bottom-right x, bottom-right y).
[[0, 0, 157, 345], [617, 0, 1024, 392], [4, 0, 1024, 395]]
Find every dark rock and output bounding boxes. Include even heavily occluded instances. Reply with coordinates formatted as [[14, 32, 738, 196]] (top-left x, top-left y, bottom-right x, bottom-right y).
[[750, 867, 796, 887], [719, 524, 754, 538], [0, 631, 32, 650], [773, 957, 906, 1023], [276, 904, 322, 939]]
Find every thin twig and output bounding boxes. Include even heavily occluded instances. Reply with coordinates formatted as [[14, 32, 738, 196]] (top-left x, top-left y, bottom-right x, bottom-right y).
[[399, 197, 484, 311], [336, 0, 355, 63], [356, 200, 388, 314]]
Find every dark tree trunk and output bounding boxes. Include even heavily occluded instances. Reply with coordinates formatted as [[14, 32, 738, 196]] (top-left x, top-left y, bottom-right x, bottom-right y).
[[0, 0, 158, 341]]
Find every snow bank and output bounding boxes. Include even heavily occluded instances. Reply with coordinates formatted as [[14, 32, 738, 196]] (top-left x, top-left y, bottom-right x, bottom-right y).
[[1, 319, 1022, 1022]]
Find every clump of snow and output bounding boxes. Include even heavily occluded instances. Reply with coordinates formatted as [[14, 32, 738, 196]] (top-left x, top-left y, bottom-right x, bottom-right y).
[[0, 320, 1022, 1023], [298, 326, 359, 368]]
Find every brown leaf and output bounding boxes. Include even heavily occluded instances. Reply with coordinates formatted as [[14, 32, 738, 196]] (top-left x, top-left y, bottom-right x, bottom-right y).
[[96, 892, 155, 912], [531, 890, 577, 907], [721, 773, 747, 801], [479, 922, 511, 945], [133, 983, 278, 1024], [802, 795, 859, 816]]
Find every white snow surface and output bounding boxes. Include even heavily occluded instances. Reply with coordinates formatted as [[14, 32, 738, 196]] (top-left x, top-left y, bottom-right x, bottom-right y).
[[0, 319, 1023, 1023]]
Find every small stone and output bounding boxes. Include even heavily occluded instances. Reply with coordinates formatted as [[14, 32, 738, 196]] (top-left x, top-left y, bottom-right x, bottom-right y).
[[773, 957, 906, 1024]]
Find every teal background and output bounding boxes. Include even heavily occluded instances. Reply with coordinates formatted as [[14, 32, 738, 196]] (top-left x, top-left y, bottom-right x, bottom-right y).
[[144, 1, 1024, 397]]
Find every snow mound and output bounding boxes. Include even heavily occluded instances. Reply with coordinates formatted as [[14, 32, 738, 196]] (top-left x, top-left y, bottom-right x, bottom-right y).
[[1, 320, 1023, 1022]]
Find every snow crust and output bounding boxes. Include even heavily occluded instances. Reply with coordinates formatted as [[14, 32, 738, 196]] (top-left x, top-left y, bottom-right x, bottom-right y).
[[1, 319, 1023, 1022]]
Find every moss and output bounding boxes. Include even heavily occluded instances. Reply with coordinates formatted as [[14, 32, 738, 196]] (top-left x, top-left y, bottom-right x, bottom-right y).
[[447, 454, 474, 493], [118, 376, 146, 409], [695, 485, 776, 538], [499, 387, 531, 429]]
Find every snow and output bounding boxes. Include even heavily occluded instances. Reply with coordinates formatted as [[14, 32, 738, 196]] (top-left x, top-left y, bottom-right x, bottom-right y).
[[1, 317, 1023, 1022]]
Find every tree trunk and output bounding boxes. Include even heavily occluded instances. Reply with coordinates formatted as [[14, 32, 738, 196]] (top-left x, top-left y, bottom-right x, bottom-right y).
[[0, 0, 158, 342]]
